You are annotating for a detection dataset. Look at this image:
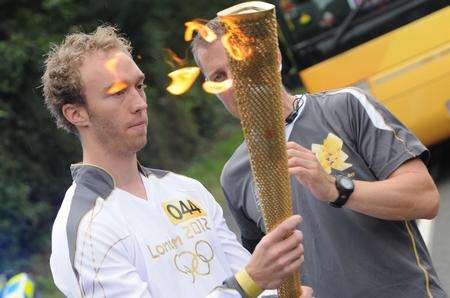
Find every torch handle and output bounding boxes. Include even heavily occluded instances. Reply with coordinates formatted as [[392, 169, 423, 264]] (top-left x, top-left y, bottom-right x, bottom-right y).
[[217, 2, 303, 297], [279, 270, 302, 298]]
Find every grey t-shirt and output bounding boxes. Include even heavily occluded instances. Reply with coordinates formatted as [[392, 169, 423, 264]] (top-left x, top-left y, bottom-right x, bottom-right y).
[[221, 88, 446, 298]]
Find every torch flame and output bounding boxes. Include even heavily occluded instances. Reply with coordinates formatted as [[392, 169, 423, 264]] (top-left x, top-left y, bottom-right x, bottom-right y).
[[107, 81, 128, 95], [105, 56, 119, 73], [105, 53, 129, 95], [221, 33, 253, 61], [166, 67, 201, 95], [184, 21, 217, 42], [219, 19, 253, 61], [203, 79, 233, 94], [164, 48, 188, 68]]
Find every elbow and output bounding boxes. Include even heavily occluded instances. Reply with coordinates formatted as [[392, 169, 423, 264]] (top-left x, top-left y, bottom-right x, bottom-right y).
[[423, 185, 440, 220], [408, 178, 440, 220]]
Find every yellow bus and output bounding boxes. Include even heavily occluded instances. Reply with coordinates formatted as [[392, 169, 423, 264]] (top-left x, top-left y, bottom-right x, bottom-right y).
[[277, 0, 449, 146]]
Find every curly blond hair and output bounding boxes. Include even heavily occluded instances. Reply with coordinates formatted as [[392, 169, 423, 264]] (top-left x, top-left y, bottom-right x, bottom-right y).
[[42, 25, 132, 133]]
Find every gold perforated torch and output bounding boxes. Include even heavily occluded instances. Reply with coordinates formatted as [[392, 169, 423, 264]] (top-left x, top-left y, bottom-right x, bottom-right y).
[[217, 2, 301, 297]]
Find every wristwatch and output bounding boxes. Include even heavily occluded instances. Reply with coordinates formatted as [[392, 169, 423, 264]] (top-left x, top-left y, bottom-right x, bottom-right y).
[[329, 175, 354, 208]]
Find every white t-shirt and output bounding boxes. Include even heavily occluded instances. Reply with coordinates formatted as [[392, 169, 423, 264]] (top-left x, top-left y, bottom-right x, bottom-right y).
[[50, 166, 251, 297]]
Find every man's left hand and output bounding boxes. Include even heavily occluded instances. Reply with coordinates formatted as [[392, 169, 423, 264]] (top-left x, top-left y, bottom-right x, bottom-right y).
[[286, 141, 338, 202]]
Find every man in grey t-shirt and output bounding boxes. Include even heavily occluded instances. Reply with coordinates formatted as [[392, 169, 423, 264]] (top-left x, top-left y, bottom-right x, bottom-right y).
[[191, 18, 446, 298]]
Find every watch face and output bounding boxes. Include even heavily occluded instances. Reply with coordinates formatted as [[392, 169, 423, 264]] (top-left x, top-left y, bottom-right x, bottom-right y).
[[340, 177, 354, 190]]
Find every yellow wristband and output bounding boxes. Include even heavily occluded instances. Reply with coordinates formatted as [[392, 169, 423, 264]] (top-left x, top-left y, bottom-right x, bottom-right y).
[[235, 268, 263, 298]]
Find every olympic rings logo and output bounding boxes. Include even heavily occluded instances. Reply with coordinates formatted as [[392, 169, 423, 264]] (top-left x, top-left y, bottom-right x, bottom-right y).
[[173, 240, 215, 282]]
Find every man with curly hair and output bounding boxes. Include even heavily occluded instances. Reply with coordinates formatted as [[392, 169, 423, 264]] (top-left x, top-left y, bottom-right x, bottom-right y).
[[43, 25, 313, 298]]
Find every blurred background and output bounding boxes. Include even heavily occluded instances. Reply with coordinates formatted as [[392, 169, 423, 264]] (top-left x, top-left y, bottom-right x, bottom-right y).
[[0, 0, 448, 296]]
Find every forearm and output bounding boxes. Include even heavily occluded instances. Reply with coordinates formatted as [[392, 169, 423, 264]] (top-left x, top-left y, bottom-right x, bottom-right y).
[[346, 171, 439, 220], [221, 270, 263, 298]]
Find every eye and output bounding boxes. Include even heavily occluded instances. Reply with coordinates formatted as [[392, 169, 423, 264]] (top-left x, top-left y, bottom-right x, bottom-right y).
[[212, 71, 227, 82], [137, 83, 147, 91], [113, 88, 127, 96], [106, 82, 128, 97]]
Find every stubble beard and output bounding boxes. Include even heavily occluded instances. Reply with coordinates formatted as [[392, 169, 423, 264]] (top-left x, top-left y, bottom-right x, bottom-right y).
[[90, 113, 148, 157]]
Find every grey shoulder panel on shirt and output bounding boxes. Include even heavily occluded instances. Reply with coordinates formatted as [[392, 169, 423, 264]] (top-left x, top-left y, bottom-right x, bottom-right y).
[[67, 165, 115, 273], [139, 165, 170, 179], [66, 163, 168, 273]]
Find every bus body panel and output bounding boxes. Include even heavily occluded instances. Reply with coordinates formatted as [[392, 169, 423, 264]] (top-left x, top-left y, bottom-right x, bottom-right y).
[[299, 7, 450, 145]]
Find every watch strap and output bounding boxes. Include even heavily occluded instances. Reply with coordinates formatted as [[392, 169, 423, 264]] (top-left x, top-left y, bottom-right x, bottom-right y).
[[329, 175, 353, 208]]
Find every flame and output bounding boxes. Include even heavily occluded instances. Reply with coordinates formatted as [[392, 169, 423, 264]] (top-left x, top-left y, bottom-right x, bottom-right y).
[[202, 79, 233, 94], [104, 53, 129, 95], [105, 53, 120, 73], [164, 48, 188, 68], [166, 67, 201, 95], [107, 81, 128, 95], [184, 21, 217, 42], [220, 20, 253, 61], [221, 33, 252, 61]]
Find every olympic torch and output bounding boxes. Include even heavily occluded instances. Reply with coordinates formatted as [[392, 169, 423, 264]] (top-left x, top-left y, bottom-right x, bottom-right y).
[[217, 2, 302, 297]]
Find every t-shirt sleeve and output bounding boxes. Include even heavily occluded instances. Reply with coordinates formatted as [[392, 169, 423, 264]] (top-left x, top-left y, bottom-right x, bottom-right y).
[[200, 184, 252, 275], [341, 88, 429, 180], [201, 187, 279, 298], [75, 213, 152, 297]]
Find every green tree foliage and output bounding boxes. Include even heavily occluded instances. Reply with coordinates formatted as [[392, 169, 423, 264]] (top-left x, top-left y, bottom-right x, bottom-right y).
[[0, 0, 235, 272]]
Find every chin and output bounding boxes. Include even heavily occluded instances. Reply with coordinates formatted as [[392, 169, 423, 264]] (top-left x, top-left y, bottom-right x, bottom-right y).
[[134, 136, 148, 152], [122, 134, 147, 154]]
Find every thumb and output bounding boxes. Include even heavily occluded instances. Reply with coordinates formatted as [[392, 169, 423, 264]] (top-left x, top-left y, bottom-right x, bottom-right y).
[[267, 215, 302, 242]]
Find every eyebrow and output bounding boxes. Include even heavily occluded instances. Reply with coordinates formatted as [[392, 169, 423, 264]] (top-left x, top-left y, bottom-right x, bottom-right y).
[[137, 73, 146, 82], [104, 73, 146, 94], [106, 81, 128, 95]]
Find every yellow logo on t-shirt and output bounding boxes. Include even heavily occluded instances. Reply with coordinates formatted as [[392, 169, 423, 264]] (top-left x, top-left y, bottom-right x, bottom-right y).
[[162, 199, 206, 224], [312, 133, 352, 174]]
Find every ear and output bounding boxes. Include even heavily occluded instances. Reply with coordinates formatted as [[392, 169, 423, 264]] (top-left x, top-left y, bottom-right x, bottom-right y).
[[62, 103, 90, 129]]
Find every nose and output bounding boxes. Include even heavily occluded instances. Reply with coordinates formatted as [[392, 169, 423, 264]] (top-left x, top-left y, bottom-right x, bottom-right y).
[[129, 88, 147, 113]]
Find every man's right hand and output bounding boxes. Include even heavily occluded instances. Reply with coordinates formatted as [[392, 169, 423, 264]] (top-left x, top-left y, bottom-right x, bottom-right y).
[[245, 215, 304, 289]]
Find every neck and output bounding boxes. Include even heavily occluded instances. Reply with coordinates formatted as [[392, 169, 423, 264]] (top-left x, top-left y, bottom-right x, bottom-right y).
[[281, 87, 296, 119], [80, 136, 141, 189]]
